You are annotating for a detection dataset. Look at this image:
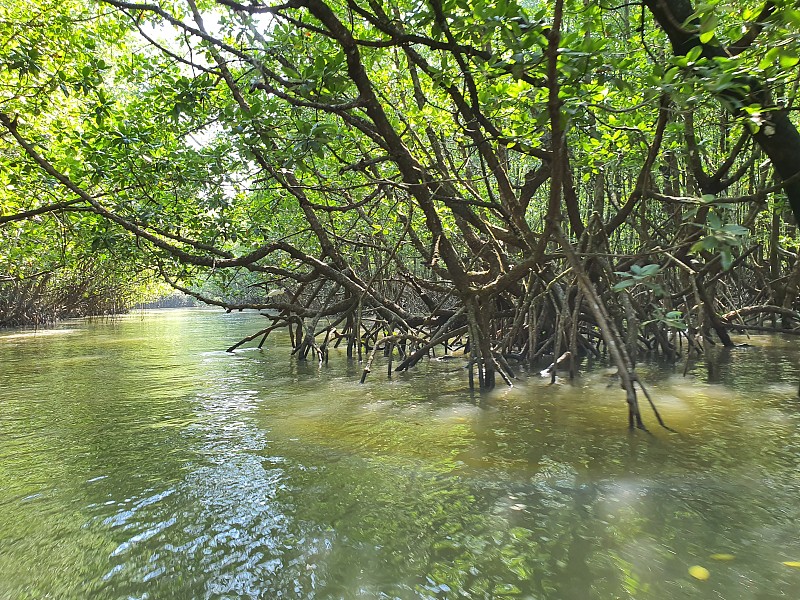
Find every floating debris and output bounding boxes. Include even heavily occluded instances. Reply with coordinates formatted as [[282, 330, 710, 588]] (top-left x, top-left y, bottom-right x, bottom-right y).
[[688, 565, 710, 581]]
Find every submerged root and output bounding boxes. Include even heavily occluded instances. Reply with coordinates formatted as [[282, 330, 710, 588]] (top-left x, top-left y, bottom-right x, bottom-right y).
[[170, 212, 792, 432]]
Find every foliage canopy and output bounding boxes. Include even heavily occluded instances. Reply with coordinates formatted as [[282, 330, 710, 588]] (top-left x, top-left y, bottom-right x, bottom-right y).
[[2, 0, 800, 425]]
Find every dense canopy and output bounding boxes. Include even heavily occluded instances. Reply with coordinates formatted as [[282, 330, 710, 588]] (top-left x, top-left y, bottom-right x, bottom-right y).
[[2, 0, 800, 426]]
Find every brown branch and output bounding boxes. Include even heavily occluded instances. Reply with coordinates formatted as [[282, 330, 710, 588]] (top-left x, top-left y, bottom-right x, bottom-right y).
[[728, 2, 776, 56], [604, 94, 670, 235], [0, 199, 87, 224], [720, 304, 800, 323]]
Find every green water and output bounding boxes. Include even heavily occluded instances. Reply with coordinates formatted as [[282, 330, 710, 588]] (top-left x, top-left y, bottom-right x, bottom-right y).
[[1, 309, 800, 599]]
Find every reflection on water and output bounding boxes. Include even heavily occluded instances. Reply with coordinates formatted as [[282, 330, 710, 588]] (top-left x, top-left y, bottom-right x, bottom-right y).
[[1, 309, 800, 599]]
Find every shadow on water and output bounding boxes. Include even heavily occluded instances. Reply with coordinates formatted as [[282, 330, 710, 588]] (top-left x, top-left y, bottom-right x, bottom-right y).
[[1, 309, 800, 599]]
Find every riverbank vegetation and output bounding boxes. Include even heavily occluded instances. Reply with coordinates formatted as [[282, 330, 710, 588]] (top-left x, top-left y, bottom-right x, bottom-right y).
[[2, 0, 800, 425], [0, 207, 170, 325]]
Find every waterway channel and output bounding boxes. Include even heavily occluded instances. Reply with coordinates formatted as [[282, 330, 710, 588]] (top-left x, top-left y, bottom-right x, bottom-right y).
[[1, 308, 800, 599]]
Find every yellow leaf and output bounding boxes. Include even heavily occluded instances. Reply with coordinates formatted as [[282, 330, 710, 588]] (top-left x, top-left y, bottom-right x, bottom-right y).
[[710, 554, 735, 561], [689, 565, 710, 581], [782, 561, 800, 568]]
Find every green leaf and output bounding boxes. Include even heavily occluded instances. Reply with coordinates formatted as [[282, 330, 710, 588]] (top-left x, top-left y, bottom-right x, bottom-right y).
[[639, 264, 660, 276], [720, 249, 732, 271], [686, 46, 703, 63], [779, 53, 799, 69], [663, 66, 681, 83], [721, 224, 749, 236], [699, 13, 718, 34], [784, 9, 800, 28], [612, 279, 636, 291]]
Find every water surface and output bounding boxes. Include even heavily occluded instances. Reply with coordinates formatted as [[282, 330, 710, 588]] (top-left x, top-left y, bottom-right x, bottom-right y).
[[1, 309, 800, 599]]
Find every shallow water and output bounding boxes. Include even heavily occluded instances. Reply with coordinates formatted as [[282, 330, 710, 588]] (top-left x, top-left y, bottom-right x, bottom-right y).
[[1, 308, 800, 599]]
